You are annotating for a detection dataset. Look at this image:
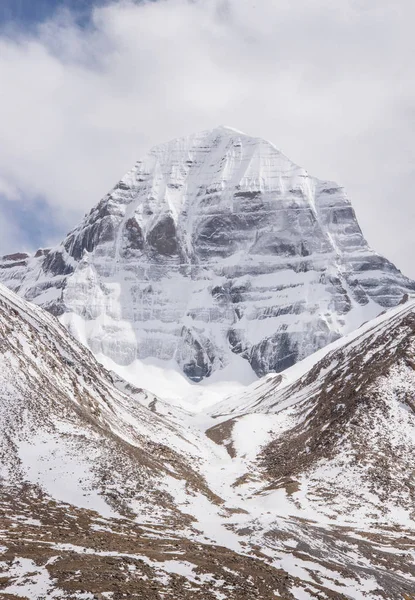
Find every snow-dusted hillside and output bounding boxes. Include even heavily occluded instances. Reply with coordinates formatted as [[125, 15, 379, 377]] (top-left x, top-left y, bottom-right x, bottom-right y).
[[0, 280, 301, 599], [1, 280, 415, 598], [205, 297, 415, 535], [0, 280, 216, 520], [193, 298, 415, 599], [1, 126, 413, 383]]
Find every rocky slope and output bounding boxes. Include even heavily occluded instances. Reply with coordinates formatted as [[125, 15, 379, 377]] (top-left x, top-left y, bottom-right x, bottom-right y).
[[1, 280, 307, 599], [203, 298, 415, 598], [1, 126, 414, 382], [210, 294, 415, 521], [1, 282, 415, 598]]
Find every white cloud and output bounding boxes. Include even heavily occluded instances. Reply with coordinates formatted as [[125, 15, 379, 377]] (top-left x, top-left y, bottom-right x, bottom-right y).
[[0, 205, 25, 255], [0, 0, 414, 274], [0, 177, 20, 201]]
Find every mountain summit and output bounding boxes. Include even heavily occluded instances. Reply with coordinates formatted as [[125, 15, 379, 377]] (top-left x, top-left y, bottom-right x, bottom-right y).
[[1, 126, 414, 381]]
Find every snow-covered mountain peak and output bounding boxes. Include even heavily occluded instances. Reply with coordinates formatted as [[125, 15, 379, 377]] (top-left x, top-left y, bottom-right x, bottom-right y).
[[1, 120, 415, 597], [1, 127, 414, 384], [119, 125, 303, 213]]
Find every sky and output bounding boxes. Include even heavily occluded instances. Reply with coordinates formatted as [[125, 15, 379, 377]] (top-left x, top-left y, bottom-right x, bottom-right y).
[[0, 0, 414, 276]]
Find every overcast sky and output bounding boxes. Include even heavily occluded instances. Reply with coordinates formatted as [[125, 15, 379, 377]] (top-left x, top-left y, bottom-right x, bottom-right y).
[[0, 0, 414, 276]]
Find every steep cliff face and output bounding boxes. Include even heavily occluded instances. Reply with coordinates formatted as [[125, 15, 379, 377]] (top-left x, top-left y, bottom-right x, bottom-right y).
[[1, 126, 413, 380]]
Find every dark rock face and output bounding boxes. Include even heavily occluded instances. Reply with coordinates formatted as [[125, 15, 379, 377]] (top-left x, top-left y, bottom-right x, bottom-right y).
[[179, 327, 217, 382], [249, 332, 299, 376], [64, 216, 116, 261], [34, 248, 50, 258], [195, 215, 244, 258], [0, 253, 29, 272], [43, 251, 74, 277], [2, 252, 29, 261], [0, 259, 27, 270], [123, 217, 144, 252], [0, 126, 414, 381], [147, 215, 179, 257], [227, 328, 246, 355]]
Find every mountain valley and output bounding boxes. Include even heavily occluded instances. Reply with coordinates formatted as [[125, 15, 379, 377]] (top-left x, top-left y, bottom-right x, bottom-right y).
[[0, 128, 414, 599]]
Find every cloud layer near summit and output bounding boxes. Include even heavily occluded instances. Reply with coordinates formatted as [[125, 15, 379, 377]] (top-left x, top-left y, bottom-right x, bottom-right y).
[[0, 0, 414, 275]]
